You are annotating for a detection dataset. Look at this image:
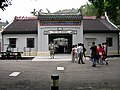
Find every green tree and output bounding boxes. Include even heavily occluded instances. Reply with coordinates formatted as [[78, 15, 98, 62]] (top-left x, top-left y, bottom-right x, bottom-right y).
[[88, 0, 120, 24], [88, 0, 104, 18], [81, 3, 97, 16]]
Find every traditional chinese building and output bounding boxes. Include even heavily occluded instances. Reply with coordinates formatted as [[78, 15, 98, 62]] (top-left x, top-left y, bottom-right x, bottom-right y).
[[1, 14, 119, 56]]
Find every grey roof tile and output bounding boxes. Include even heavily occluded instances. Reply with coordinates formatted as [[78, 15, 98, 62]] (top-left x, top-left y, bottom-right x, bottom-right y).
[[2, 19, 38, 34], [83, 19, 118, 33], [38, 15, 82, 20], [100, 19, 118, 30], [2, 16, 119, 34]]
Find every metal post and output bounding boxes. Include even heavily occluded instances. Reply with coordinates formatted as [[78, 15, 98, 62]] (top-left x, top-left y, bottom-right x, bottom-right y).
[[51, 74, 59, 90]]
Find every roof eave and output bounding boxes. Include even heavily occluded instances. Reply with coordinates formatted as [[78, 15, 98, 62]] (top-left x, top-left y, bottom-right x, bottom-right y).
[[2, 31, 38, 35], [83, 30, 119, 33]]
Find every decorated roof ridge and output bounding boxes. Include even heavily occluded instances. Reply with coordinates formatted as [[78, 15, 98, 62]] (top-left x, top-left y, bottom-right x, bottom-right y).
[[37, 13, 81, 15], [37, 14, 82, 20], [37, 14, 82, 17], [31, 8, 81, 16], [14, 16, 37, 20], [13, 16, 107, 21]]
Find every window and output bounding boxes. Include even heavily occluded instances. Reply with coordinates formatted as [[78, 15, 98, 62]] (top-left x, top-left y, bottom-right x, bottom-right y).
[[9, 38, 16, 48], [106, 37, 113, 47], [27, 38, 34, 48]]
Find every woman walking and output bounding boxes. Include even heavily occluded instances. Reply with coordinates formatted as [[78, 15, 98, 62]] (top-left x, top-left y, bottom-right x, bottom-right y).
[[97, 44, 104, 65], [71, 45, 76, 63], [102, 43, 108, 65]]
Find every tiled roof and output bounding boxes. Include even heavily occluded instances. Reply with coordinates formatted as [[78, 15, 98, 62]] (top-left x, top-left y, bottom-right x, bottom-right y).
[[83, 19, 118, 33], [2, 16, 119, 34], [2, 18, 38, 34], [37, 15, 82, 20]]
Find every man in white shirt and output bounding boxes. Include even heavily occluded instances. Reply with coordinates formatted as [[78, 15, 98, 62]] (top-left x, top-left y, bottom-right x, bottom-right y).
[[77, 43, 85, 64]]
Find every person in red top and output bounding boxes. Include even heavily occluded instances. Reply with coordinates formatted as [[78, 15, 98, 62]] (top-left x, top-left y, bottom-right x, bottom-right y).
[[97, 44, 104, 65]]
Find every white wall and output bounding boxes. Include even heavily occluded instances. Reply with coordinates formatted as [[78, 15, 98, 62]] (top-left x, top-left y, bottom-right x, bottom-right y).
[[38, 21, 48, 52], [2, 34, 38, 52], [83, 33, 118, 54], [38, 21, 82, 52]]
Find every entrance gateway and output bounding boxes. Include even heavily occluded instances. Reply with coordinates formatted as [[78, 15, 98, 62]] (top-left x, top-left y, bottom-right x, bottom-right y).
[[46, 30, 77, 53], [49, 34, 72, 54], [45, 29, 77, 54], [37, 14, 83, 55]]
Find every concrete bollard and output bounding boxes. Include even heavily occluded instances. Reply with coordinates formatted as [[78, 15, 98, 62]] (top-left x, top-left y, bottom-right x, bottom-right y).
[[51, 74, 59, 90]]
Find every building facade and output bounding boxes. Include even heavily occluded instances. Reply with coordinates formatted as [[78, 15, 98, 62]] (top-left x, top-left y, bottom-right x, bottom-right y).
[[37, 15, 83, 55], [83, 18, 119, 54], [1, 15, 119, 56]]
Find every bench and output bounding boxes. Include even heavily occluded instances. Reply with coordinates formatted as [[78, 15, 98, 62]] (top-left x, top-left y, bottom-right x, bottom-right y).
[[0, 51, 23, 59]]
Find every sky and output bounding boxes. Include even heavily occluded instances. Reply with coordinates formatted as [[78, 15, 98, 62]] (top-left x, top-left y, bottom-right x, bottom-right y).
[[0, 0, 89, 22]]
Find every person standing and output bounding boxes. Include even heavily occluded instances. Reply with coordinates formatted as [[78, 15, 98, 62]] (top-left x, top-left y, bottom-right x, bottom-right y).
[[74, 44, 78, 62], [97, 44, 104, 65], [77, 43, 85, 64], [48, 41, 55, 59], [102, 43, 108, 65], [71, 45, 76, 63], [90, 42, 97, 67], [82, 44, 86, 58]]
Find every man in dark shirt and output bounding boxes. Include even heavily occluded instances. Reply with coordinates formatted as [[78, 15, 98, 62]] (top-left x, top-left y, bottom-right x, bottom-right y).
[[90, 42, 97, 67]]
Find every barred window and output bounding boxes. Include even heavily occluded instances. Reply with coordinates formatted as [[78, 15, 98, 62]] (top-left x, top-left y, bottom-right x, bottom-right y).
[[106, 37, 113, 47], [27, 38, 34, 48], [9, 38, 16, 48]]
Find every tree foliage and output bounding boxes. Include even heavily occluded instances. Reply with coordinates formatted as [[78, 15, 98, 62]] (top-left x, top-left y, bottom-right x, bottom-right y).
[[0, 0, 12, 11], [81, 3, 97, 16], [88, 0, 120, 24]]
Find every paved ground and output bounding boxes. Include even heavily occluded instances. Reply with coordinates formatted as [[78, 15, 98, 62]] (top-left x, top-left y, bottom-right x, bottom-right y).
[[0, 54, 120, 90], [32, 54, 74, 61]]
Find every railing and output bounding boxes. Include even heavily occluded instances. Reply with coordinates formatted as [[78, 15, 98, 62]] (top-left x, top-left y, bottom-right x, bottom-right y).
[[23, 47, 31, 56]]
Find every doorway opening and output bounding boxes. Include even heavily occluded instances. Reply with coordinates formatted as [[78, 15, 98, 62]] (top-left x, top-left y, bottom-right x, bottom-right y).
[[49, 34, 72, 54]]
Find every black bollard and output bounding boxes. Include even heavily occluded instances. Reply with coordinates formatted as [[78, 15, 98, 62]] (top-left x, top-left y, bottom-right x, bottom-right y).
[[51, 74, 59, 90]]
